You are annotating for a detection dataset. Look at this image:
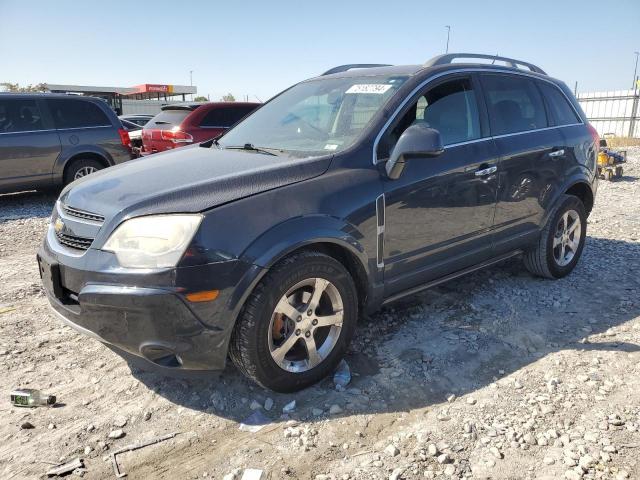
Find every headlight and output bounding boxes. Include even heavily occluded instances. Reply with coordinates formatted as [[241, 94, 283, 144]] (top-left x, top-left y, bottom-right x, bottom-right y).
[[103, 215, 202, 268]]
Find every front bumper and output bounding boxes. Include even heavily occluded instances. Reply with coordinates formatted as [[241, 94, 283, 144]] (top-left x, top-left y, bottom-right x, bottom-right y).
[[37, 239, 262, 372]]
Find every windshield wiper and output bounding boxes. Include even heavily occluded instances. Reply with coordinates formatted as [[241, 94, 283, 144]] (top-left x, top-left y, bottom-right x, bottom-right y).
[[225, 143, 279, 156]]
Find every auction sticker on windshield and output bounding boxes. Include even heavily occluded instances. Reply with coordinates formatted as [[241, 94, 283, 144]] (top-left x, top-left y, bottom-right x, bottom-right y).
[[346, 84, 393, 94]]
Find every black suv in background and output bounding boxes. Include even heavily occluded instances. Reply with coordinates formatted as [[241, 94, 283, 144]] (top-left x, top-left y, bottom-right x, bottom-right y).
[[39, 54, 598, 392], [0, 93, 132, 194]]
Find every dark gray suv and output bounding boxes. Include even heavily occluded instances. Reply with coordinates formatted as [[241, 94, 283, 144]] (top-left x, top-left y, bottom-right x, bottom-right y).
[[0, 93, 132, 194], [38, 54, 599, 392]]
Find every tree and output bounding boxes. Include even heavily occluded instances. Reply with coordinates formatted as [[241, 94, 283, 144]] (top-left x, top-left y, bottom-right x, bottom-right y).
[[0, 82, 47, 92], [193, 95, 208, 102], [220, 93, 236, 102]]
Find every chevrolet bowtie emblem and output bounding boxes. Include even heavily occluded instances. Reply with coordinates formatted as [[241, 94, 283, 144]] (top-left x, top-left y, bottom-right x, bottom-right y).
[[54, 218, 64, 233]]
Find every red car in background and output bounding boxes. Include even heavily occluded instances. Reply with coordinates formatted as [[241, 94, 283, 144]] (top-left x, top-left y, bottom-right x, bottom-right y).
[[140, 102, 260, 155]]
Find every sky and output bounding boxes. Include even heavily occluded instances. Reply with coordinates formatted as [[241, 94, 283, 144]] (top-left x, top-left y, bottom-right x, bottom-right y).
[[1, 0, 639, 101]]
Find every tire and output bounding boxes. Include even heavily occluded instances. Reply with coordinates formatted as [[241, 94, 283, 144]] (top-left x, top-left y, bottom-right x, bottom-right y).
[[229, 250, 358, 392], [523, 194, 587, 279], [616, 166, 623, 178], [63, 158, 105, 186], [605, 169, 614, 181]]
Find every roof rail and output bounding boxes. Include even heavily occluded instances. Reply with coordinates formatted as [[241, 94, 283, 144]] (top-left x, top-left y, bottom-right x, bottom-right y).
[[321, 64, 392, 76], [425, 53, 546, 75]]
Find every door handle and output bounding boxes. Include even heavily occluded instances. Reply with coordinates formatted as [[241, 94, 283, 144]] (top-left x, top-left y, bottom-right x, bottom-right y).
[[475, 165, 497, 177], [549, 149, 565, 158]]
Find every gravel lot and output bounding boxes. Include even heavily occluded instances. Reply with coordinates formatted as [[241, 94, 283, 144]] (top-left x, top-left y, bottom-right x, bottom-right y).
[[1, 149, 639, 480]]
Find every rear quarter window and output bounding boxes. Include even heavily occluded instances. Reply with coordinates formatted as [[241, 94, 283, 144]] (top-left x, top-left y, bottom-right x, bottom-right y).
[[481, 74, 548, 136], [200, 106, 257, 128], [537, 82, 581, 126], [47, 99, 112, 129]]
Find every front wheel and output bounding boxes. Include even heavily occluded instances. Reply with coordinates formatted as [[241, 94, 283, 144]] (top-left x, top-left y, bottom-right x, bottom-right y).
[[64, 158, 104, 186], [523, 194, 587, 279], [229, 251, 358, 392]]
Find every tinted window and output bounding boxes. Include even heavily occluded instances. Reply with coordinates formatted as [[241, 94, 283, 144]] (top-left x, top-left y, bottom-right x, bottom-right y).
[[200, 106, 257, 128], [384, 77, 481, 151], [0, 99, 46, 133], [481, 75, 548, 135], [47, 99, 111, 129], [537, 82, 581, 126]]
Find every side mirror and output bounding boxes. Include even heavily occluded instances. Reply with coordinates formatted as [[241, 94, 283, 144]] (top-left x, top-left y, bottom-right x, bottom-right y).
[[385, 124, 444, 180]]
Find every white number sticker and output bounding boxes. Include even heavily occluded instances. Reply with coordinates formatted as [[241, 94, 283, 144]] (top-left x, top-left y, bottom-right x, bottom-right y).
[[345, 84, 392, 94]]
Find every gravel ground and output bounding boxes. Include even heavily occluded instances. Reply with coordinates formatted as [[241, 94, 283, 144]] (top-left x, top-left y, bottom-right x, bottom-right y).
[[1, 149, 639, 480]]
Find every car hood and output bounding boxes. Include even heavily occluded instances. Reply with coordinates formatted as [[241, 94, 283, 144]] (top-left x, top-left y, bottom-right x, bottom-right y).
[[60, 145, 332, 220]]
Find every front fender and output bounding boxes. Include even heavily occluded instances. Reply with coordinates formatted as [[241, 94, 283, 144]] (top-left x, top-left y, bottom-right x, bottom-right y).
[[227, 215, 377, 316]]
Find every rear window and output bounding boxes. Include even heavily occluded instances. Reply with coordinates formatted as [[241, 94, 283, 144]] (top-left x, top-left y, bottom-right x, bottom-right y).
[[47, 99, 111, 129], [200, 106, 257, 128], [0, 98, 46, 133], [481, 74, 548, 135], [537, 82, 581, 126], [147, 109, 191, 129]]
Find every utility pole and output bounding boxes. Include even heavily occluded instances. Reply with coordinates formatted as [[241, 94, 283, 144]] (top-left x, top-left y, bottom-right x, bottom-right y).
[[189, 70, 193, 101], [445, 26, 451, 54], [632, 52, 639, 91]]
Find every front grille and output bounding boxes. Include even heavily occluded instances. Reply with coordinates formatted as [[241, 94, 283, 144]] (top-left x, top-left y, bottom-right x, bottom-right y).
[[62, 205, 105, 223], [55, 230, 93, 251]]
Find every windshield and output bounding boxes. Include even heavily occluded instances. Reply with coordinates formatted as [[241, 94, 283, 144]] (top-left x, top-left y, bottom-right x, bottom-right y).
[[219, 74, 408, 155]]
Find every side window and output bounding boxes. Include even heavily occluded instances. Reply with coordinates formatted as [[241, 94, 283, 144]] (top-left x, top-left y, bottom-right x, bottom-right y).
[[381, 77, 481, 156], [481, 74, 548, 135], [537, 82, 581, 126], [47, 99, 111, 129], [0, 99, 45, 133]]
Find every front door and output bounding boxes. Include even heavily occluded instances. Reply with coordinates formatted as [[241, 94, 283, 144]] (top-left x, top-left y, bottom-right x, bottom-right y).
[[379, 75, 500, 296]]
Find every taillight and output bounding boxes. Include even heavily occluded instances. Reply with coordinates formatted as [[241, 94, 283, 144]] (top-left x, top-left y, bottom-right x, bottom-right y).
[[118, 128, 131, 149], [161, 128, 193, 144], [587, 123, 600, 149]]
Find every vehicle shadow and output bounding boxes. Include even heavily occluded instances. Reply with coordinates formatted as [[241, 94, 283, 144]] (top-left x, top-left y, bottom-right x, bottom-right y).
[[127, 235, 640, 424]]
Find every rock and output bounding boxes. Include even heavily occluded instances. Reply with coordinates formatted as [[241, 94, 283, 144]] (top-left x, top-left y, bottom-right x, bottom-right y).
[[566, 468, 583, 480], [523, 433, 536, 445], [143, 411, 152, 421], [446, 394, 456, 402], [384, 444, 400, 457], [489, 446, 503, 459], [83, 446, 92, 455], [427, 444, 439, 456], [264, 398, 274, 411], [578, 454, 595, 470], [108, 429, 125, 439], [437, 453, 451, 464], [329, 404, 343, 415], [282, 400, 296, 414], [222, 469, 242, 480], [466, 397, 477, 405], [616, 471, 630, 480], [543, 457, 555, 465], [389, 467, 405, 480], [20, 421, 34, 429], [444, 464, 456, 476], [113, 416, 127, 428]]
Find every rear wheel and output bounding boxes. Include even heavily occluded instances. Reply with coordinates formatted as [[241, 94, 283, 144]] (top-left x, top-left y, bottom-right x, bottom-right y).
[[229, 250, 358, 392], [64, 158, 104, 186], [523, 194, 587, 279], [605, 169, 614, 181], [616, 166, 623, 178]]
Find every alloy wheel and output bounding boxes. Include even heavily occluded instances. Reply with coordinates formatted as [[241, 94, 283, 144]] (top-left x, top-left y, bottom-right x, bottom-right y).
[[74, 166, 97, 180], [268, 277, 344, 373], [553, 209, 581, 267]]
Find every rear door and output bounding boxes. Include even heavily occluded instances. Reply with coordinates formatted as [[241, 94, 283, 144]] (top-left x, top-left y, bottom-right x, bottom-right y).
[[380, 74, 500, 296], [0, 97, 60, 191], [480, 73, 565, 254]]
